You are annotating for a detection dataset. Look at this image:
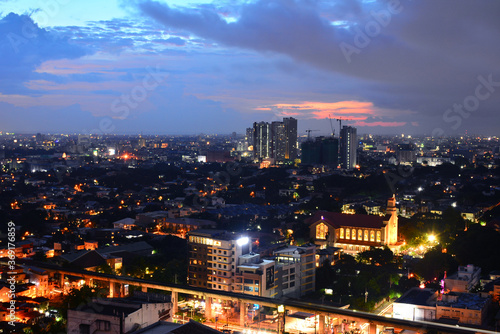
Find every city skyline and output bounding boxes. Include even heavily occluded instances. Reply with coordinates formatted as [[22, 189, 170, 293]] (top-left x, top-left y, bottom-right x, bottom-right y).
[[1, 0, 499, 136]]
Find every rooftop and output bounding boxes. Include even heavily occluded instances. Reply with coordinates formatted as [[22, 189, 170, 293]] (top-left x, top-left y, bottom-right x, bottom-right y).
[[396, 288, 436, 306], [306, 211, 386, 229]]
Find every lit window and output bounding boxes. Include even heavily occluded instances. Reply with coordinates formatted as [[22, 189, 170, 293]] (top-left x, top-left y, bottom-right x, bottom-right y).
[[316, 223, 328, 240], [358, 229, 363, 240], [370, 231, 375, 242], [352, 229, 356, 240], [340, 228, 344, 239], [376, 231, 381, 243], [364, 230, 369, 241], [346, 229, 350, 239]]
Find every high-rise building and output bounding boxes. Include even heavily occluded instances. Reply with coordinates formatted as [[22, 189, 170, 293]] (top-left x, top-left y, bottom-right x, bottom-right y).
[[301, 137, 338, 166], [271, 121, 286, 161], [252, 117, 297, 162], [283, 117, 298, 160], [340, 126, 357, 169], [253, 122, 271, 159], [246, 127, 253, 148]]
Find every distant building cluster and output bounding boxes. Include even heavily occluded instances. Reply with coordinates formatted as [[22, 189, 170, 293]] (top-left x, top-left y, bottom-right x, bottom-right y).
[[247, 117, 298, 163]]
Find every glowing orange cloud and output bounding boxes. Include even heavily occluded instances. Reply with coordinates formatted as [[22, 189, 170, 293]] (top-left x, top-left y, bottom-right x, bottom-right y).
[[261, 101, 376, 119]]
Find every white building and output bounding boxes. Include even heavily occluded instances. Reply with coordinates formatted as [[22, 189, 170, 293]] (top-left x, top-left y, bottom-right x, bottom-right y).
[[67, 296, 172, 334], [445, 264, 481, 293]]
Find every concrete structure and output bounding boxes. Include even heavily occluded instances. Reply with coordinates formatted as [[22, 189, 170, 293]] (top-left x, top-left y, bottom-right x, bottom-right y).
[[340, 126, 357, 169], [396, 144, 417, 165], [301, 137, 339, 167], [307, 197, 399, 255], [67, 296, 172, 334], [14, 260, 498, 334], [253, 117, 297, 162], [253, 121, 272, 160], [188, 230, 251, 292], [273, 244, 316, 298], [234, 253, 276, 297], [394, 287, 491, 326], [445, 264, 481, 293]]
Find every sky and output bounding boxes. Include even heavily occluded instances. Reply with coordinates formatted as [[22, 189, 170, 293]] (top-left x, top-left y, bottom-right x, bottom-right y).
[[0, 0, 499, 136]]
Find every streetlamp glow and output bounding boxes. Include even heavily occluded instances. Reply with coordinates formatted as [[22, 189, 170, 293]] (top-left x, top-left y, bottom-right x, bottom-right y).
[[428, 234, 436, 243], [237, 237, 249, 246]]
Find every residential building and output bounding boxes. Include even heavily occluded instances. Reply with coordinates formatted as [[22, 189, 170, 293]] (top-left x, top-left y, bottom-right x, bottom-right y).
[[273, 244, 316, 298], [187, 230, 251, 292], [301, 137, 338, 167], [283, 117, 298, 161], [67, 295, 172, 334], [340, 126, 357, 169], [436, 292, 490, 326], [253, 122, 272, 160], [397, 144, 417, 164], [445, 264, 481, 293], [393, 288, 491, 326]]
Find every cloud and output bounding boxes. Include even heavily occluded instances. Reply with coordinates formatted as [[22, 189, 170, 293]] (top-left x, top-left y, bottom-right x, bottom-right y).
[[136, 0, 500, 135], [0, 13, 89, 94]]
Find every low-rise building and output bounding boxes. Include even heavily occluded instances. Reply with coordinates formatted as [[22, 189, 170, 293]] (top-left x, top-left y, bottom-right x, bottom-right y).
[[445, 264, 481, 293], [67, 295, 172, 334], [394, 287, 491, 326]]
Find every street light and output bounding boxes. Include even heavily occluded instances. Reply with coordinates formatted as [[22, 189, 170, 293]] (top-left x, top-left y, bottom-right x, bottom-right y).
[[278, 305, 285, 334]]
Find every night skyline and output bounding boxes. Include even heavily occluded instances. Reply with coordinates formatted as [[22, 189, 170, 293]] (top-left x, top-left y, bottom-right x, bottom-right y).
[[1, 0, 499, 136]]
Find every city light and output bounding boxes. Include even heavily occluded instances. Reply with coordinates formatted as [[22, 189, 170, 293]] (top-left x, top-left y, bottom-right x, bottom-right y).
[[428, 234, 436, 243], [236, 237, 249, 246]]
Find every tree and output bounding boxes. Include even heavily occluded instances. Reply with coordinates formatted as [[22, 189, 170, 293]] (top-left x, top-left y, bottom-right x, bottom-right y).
[[414, 247, 457, 282]]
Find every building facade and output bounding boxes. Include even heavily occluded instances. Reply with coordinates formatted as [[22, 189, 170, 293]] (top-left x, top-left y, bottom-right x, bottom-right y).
[[187, 230, 315, 298], [340, 126, 357, 169], [307, 197, 399, 254], [273, 244, 316, 298], [252, 117, 297, 162]]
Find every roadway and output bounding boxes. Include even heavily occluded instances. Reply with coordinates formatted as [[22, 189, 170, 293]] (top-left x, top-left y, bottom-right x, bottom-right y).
[[16, 259, 498, 334]]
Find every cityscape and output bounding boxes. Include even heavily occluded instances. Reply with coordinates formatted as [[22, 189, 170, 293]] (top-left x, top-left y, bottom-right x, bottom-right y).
[[1, 1, 500, 334]]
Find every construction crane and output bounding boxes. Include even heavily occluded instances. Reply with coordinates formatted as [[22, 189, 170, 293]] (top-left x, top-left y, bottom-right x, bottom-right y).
[[336, 117, 352, 137], [306, 129, 319, 140], [328, 115, 335, 137]]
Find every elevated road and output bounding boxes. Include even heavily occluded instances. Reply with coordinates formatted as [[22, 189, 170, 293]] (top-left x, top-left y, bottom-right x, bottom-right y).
[[17, 260, 498, 334]]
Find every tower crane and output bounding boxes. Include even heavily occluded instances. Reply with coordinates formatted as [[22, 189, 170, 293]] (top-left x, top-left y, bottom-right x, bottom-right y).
[[306, 129, 319, 140], [328, 115, 335, 137], [335, 117, 352, 136]]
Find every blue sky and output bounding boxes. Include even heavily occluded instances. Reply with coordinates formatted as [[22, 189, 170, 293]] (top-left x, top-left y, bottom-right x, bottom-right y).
[[1, 0, 499, 136]]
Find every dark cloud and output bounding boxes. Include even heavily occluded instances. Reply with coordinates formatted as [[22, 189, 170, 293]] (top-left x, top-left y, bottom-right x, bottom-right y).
[[0, 13, 89, 94], [137, 0, 500, 135]]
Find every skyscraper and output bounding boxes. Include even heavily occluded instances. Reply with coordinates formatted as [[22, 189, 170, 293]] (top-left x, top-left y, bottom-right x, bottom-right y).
[[253, 121, 271, 159], [300, 137, 338, 166], [271, 121, 286, 161], [252, 117, 297, 162], [283, 117, 298, 160], [340, 126, 357, 169]]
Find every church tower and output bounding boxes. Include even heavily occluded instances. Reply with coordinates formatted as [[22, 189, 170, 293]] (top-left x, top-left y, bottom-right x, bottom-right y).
[[385, 195, 398, 245]]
